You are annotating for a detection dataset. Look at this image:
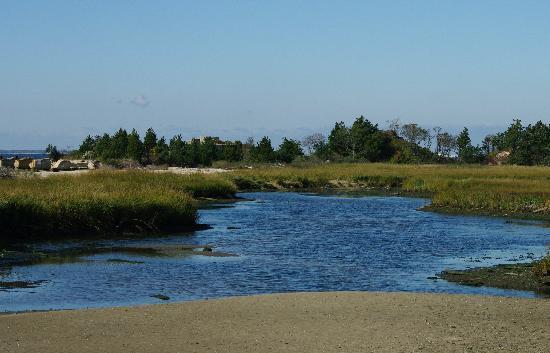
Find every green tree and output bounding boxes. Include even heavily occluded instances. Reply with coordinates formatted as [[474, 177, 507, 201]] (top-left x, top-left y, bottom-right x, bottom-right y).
[[436, 132, 457, 159], [169, 135, 186, 166], [511, 120, 550, 165], [313, 139, 331, 160], [457, 127, 484, 163], [362, 131, 394, 162], [199, 137, 218, 166], [126, 129, 143, 162], [252, 136, 275, 162], [184, 139, 200, 167], [222, 141, 244, 162], [111, 128, 129, 159], [499, 119, 524, 152], [456, 127, 472, 161], [400, 123, 431, 149], [94, 133, 113, 160], [143, 128, 157, 163], [277, 138, 304, 163], [78, 135, 96, 156], [242, 137, 255, 161], [481, 134, 496, 156], [46, 144, 61, 161], [152, 137, 169, 164], [350, 116, 378, 158], [328, 122, 351, 157]]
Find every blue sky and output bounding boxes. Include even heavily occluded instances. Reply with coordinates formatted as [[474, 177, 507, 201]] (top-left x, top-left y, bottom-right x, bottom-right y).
[[1, 0, 549, 149]]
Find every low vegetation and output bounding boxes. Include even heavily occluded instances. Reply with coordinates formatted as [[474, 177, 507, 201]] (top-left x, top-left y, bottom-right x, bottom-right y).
[[0, 163, 547, 243], [0, 170, 235, 242], [228, 163, 550, 220], [532, 256, 550, 278], [0, 167, 15, 180]]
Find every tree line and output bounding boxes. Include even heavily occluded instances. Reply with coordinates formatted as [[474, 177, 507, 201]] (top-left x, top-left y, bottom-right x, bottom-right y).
[[71, 128, 304, 167], [64, 117, 549, 166]]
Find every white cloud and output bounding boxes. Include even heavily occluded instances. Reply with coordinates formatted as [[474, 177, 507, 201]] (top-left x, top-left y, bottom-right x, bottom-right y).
[[130, 95, 150, 108]]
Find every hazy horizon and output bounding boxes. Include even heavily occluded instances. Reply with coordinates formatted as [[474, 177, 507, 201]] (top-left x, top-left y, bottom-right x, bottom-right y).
[[0, 121, 519, 151], [1, 1, 549, 149]]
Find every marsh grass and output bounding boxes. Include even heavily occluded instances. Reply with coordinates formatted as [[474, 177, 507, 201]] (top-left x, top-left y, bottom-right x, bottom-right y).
[[0, 170, 235, 241], [532, 256, 550, 278], [229, 163, 550, 220], [1, 164, 548, 241]]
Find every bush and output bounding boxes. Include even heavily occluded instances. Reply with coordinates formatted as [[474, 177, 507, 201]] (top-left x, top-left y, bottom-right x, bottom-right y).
[[533, 256, 550, 277], [0, 167, 15, 179]]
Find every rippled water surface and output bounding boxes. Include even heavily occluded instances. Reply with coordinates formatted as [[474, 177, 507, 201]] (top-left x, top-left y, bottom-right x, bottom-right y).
[[1, 192, 549, 312]]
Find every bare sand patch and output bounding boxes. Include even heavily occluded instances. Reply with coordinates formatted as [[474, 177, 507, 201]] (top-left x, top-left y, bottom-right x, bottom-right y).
[[153, 167, 230, 175], [33, 167, 230, 178], [1, 291, 548, 353]]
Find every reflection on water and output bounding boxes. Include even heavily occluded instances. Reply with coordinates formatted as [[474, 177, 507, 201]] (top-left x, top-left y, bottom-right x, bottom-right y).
[[1, 192, 549, 312]]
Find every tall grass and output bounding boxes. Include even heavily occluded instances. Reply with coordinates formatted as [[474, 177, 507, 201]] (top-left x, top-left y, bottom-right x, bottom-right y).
[[0, 170, 236, 241], [229, 163, 550, 220], [1, 164, 548, 242]]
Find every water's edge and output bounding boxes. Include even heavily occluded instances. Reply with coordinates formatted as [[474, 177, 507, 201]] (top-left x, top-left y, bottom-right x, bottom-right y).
[[1, 192, 548, 312]]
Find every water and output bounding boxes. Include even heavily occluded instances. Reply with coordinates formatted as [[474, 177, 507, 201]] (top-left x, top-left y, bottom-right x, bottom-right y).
[[0, 150, 48, 159], [1, 192, 549, 312]]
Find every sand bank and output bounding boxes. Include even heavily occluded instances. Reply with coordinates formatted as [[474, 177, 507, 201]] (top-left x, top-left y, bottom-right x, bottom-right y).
[[1, 292, 548, 353]]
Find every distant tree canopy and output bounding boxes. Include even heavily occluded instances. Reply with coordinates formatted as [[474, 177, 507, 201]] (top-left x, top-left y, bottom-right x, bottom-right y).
[[489, 119, 550, 166], [250, 137, 276, 163], [434, 129, 457, 160], [222, 141, 244, 162], [127, 129, 144, 162], [71, 118, 549, 167], [46, 144, 61, 161], [456, 128, 484, 163], [277, 138, 304, 163], [143, 128, 157, 163], [326, 116, 431, 163]]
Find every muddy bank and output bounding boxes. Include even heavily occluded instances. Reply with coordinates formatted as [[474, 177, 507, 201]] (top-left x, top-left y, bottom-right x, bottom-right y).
[[441, 263, 550, 295], [423, 204, 550, 226], [0, 243, 235, 269]]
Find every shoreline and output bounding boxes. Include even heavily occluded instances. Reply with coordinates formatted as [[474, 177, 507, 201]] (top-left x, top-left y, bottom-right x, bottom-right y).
[[1, 165, 548, 305], [234, 182, 550, 224], [1, 189, 548, 299], [2, 291, 549, 353], [440, 262, 550, 295]]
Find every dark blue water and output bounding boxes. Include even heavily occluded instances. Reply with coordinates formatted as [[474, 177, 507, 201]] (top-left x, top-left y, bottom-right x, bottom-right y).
[[0, 150, 48, 159], [1, 192, 549, 312]]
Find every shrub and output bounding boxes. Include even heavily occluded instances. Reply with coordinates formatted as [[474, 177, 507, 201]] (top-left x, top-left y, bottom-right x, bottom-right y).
[[533, 256, 550, 278]]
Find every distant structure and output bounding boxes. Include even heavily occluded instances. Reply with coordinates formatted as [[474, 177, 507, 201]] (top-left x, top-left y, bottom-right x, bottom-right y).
[[14, 158, 33, 170], [0, 157, 15, 168], [491, 151, 511, 166], [29, 158, 52, 171], [187, 136, 225, 144], [187, 136, 228, 148], [0, 157, 99, 172]]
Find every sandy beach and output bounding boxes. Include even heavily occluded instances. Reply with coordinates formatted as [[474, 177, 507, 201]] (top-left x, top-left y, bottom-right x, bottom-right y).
[[1, 291, 548, 353]]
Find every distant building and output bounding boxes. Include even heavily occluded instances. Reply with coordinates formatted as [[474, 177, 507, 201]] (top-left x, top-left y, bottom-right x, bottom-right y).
[[187, 136, 227, 146], [14, 158, 33, 170], [29, 158, 52, 171]]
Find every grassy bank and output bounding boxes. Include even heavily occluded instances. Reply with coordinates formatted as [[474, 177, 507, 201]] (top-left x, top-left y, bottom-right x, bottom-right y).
[[229, 163, 550, 292], [1, 163, 548, 243], [440, 263, 550, 294], [228, 163, 550, 221], [0, 170, 235, 242]]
